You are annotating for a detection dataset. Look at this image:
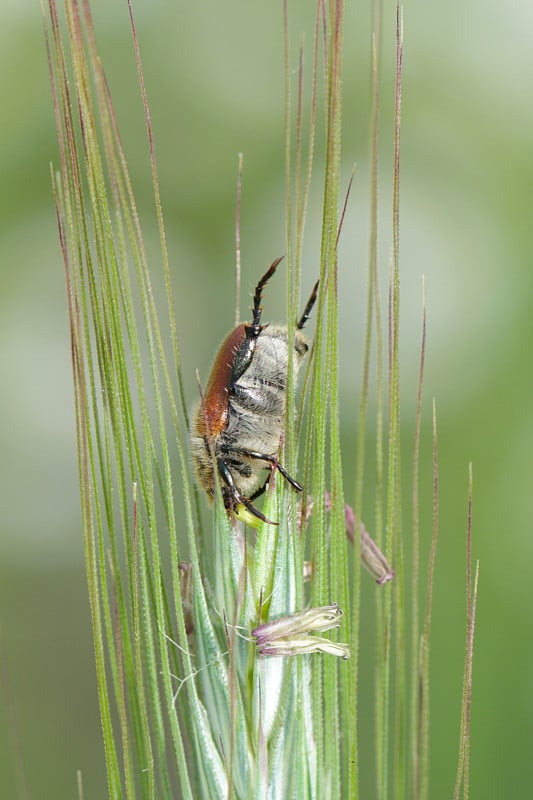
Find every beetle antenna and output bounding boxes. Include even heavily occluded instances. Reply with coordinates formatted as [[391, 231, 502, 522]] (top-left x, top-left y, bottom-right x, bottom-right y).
[[251, 256, 284, 332], [297, 279, 319, 329]]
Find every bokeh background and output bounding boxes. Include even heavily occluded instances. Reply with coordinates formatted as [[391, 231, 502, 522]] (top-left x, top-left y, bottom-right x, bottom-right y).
[[1, 0, 532, 797]]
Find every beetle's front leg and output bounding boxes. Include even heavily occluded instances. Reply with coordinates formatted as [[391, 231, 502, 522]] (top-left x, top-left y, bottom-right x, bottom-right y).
[[217, 457, 277, 525]]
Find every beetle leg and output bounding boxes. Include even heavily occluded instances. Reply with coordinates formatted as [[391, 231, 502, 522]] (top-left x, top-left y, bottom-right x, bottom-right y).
[[217, 457, 277, 525], [232, 449, 303, 493], [240, 495, 276, 525], [230, 336, 259, 384], [297, 279, 319, 330], [251, 256, 284, 332], [248, 473, 271, 502], [231, 256, 284, 384]]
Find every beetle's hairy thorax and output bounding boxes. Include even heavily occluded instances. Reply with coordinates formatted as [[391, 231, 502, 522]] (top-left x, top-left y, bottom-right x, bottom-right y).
[[191, 325, 308, 502]]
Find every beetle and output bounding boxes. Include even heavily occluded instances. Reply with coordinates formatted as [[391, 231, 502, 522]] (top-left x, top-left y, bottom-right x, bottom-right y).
[[191, 257, 318, 525]]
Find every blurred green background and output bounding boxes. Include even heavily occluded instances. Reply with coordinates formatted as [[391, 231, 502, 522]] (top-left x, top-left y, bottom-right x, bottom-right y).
[[1, 0, 532, 797]]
